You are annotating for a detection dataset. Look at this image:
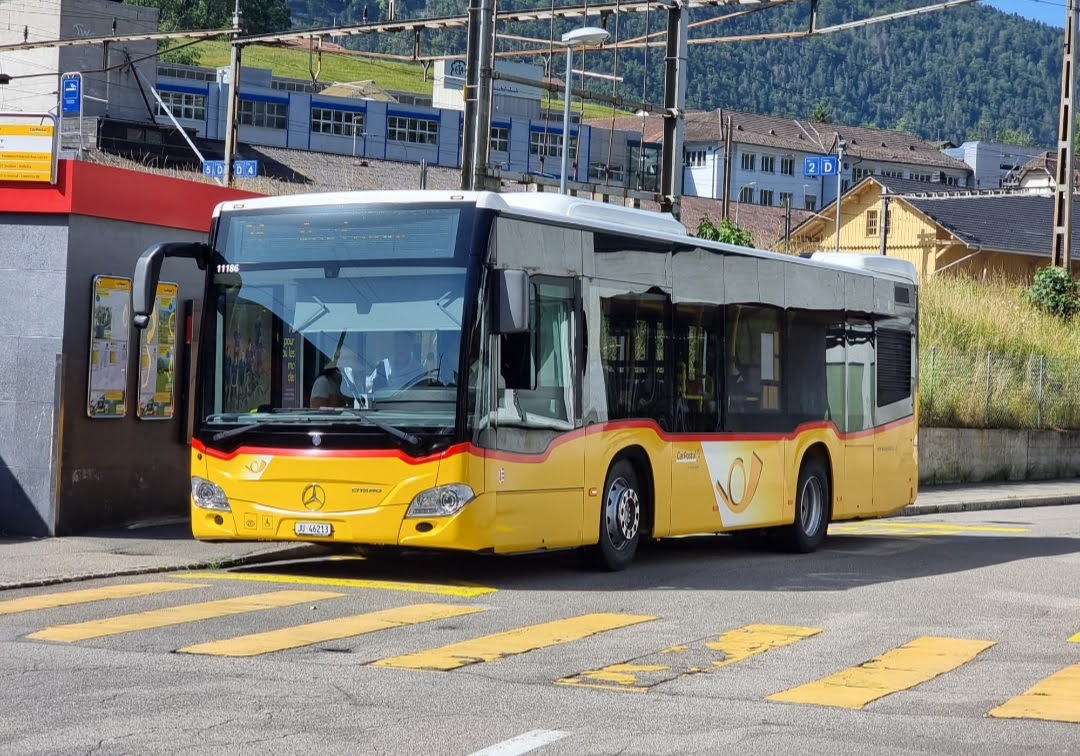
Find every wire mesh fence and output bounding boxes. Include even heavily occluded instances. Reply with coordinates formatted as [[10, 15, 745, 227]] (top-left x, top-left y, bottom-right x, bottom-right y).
[[920, 348, 1080, 430]]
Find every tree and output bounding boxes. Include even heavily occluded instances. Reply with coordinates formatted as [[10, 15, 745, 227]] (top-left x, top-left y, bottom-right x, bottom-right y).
[[810, 101, 832, 124], [996, 127, 1037, 147], [125, 0, 291, 35], [696, 217, 754, 248]]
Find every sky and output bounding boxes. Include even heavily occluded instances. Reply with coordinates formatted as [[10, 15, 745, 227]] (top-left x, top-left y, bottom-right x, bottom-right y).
[[986, 0, 1067, 27]]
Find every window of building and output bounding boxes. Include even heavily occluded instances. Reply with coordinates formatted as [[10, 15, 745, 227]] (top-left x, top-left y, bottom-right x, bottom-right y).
[[629, 143, 661, 192], [853, 166, 874, 182], [910, 172, 932, 182], [727, 305, 782, 415], [761, 155, 776, 173], [684, 149, 707, 167], [877, 328, 912, 406], [388, 115, 439, 144], [530, 131, 577, 158], [739, 185, 755, 203], [804, 195, 817, 211], [879, 168, 904, 179], [866, 209, 879, 236], [490, 126, 509, 153], [239, 99, 288, 129], [272, 79, 315, 93], [842, 179, 851, 193], [311, 108, 362, 136], [155, 91, 206, 121], [945, 175, 960, 186], [781, 157, 795, 176], [589, 163, 624, 182], [779, 191, 793, 208], [157, 65, 216, 82], [759, 189, 775, 206], [741, 152, 757, 171]]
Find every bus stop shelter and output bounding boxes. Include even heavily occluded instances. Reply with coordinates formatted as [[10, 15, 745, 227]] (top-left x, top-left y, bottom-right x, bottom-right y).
[[0, 160, 257, 536]]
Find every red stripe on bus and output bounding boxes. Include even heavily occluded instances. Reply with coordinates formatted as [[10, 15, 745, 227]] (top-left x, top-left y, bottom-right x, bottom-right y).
[[192, 416, 913, 464]]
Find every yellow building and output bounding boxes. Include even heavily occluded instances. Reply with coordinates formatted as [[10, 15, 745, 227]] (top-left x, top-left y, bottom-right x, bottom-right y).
[[790, 176, 1080, 280]]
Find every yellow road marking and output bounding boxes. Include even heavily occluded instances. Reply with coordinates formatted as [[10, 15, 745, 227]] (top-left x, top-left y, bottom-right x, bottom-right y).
[[177, 603, 485, 657], [767, 636, 995, 709], [171, 571, 496, 598], [558, 624, 821, 692], [988, 663, 1080, 723], [0, 582, 204, 616], [1069, 630, 1080, 643], [372, 613, 656, 671], [27, 590, 343, 643], [707, 624, 824, 667], [830, 522, 1028, 536]]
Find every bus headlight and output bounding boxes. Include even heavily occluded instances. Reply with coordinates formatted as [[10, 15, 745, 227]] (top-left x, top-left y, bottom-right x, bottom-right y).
[[191, 476, 231, 512], [406, 484, 474, 518]]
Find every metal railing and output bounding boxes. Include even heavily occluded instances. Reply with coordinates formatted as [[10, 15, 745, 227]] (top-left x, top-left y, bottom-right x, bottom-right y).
[[921, 347, 1080, 430]]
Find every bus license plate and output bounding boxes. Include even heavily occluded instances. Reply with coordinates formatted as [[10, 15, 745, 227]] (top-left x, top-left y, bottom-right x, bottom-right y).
[[295, 522, 332, 537]]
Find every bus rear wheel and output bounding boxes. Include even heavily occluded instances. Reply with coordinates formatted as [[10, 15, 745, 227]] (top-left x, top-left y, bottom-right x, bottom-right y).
[[585, 460, 642, 571], [783, 456, 830, 553]]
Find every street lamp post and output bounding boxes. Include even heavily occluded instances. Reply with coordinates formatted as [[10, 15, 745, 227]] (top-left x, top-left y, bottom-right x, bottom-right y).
[[560, 27, 609, 194], [735, 181, 756, 225], [835, 139, 847, 254]]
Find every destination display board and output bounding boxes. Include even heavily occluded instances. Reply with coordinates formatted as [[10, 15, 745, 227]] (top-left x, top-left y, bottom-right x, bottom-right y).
[[0, 121, 56, 183]]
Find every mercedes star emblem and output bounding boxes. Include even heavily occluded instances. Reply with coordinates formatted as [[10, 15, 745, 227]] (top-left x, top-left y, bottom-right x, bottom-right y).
[[302, 483, 326, 511]]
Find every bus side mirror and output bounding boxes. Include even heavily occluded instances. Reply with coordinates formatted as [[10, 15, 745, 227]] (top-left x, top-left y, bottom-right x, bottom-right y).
[[493, 268, 529, 334], [133, 242, 212, 329]]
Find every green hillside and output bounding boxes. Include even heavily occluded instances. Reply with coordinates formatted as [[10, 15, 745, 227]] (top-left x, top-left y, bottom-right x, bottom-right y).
[[280, 0, 1065, 146]]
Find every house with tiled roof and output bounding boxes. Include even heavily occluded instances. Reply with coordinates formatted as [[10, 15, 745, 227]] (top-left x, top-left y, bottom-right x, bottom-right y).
[[590, 109, 972, 214], [789, 175, 1079, 280], [1011, 151, 1080, 192]]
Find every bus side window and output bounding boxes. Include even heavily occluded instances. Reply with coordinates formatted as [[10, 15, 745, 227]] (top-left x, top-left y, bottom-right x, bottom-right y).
[[500, 330, 534, 391]]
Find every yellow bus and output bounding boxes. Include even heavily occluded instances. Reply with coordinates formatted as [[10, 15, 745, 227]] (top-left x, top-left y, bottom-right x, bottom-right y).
[[133, 191, 918, 570]]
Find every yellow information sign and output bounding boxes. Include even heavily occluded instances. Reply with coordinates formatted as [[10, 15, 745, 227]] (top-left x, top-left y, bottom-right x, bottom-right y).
[[138, 282, 179, 420], [0, 122, 56, 183], [88, 276, 131, 418]]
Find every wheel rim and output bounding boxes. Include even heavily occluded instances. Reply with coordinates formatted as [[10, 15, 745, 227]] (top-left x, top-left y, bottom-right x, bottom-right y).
[[799, 476, 824, 537], [605, 476, 640, 549]]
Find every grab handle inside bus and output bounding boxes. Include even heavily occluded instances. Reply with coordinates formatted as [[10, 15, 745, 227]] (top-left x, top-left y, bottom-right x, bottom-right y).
[[133, 242, 212, 329], [493, 268, 530, 334]]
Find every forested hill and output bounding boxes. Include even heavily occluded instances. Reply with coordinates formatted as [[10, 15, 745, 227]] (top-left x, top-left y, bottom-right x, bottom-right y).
[[233, 0, 1070, 145]]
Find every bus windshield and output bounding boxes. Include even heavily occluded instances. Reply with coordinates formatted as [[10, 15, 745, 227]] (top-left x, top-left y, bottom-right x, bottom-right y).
[[200, 204, 478, 439]]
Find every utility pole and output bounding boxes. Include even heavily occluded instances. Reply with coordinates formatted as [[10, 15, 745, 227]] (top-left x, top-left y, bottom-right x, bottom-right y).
[[835, 138, 846, 254], [472, 0, 495, 192], [721, 113, 733, 220], [222, 0, 242, 188], [659, 0, 688, 219], [879, 191, 890, 256], [460, 0, 480, 190], [1052, 0, 1079, 269]]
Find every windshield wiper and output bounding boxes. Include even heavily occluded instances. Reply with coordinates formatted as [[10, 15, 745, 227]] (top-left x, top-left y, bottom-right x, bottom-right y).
[[334, 408, 422, 448], [211, 416, 309, 442]]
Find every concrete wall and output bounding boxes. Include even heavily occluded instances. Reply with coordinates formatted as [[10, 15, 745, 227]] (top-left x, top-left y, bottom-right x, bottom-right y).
[[0, 216, 69, 536], [57, 215, 206, 535], [919, 427, 1080, 485]]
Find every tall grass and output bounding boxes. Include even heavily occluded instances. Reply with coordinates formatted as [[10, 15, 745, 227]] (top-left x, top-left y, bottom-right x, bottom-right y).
[[919, 275, 1080, 429]]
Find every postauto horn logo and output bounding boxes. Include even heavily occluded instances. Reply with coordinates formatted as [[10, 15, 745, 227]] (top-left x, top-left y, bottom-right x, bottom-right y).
[[715, 452, 764, 514]]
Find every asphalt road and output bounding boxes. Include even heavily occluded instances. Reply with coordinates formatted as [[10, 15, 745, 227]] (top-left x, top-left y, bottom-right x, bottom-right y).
[[0, 506, 1078, 756]]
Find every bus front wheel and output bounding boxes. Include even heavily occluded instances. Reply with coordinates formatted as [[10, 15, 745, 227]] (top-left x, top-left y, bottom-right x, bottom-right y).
[[783, 456, 830, 553], [585, 459, 642, 571]]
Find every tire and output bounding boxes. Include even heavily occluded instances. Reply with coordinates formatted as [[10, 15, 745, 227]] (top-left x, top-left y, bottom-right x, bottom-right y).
[[782, 455, 830, 553], [585, 459, 643, 571]]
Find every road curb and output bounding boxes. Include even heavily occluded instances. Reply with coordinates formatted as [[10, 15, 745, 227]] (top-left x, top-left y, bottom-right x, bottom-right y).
[[0, 544, 320, 592], [894, 495, 1080, 517]]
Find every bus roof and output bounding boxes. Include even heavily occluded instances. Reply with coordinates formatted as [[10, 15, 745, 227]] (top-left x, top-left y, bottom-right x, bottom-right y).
[[212, 190, 916, 286]]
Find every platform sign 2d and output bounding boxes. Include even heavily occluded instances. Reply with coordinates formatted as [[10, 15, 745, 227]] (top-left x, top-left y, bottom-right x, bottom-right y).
[[804, 156, 839, 177]]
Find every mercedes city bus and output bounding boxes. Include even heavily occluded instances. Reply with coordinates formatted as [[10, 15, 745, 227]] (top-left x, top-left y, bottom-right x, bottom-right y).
[[133, 191, 918, 570]]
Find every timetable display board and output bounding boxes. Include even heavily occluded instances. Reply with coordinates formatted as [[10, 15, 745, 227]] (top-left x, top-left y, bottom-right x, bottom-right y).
[[88, 276, 131, 418], [137, 282, 179, 420]]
